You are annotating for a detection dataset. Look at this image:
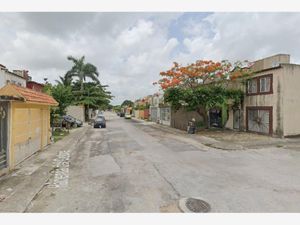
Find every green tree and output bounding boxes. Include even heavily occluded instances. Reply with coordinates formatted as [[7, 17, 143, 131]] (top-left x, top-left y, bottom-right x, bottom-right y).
[[113, 105, 121, 112], [66, 56, 100, 91], [121, 100, 134, 107], [50, 84, 73, 115], [72, 81, 112, 120], [42, 83, 73, 125], [157, 59, 251, 128]]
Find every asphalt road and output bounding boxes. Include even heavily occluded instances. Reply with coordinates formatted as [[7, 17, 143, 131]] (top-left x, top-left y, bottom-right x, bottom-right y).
[[26, 112, 300, 212]]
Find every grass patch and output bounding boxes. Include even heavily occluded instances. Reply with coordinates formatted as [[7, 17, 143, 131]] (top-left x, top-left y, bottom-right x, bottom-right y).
[[52, 129, 69, 142]]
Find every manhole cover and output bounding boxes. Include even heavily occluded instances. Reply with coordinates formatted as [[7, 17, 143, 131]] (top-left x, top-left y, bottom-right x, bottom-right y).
[[178, 197, 211, 213]]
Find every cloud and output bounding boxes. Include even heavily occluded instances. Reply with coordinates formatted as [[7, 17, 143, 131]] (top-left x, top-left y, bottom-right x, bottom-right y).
[[0, 12, 300, 104], [0, 13, 181, 104], [117, 20, 154, 46], [178, 13, 300, 63]]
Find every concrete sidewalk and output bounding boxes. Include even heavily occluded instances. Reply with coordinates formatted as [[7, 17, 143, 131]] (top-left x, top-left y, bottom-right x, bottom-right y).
[[0, 125, 88, 212], [131, 117, 300, 151]]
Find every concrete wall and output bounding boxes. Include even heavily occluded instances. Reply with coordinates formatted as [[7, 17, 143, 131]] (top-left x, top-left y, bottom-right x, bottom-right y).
[[281, 64, 300, 136], [225, 109, 234, 129], [171, 108, 203, 131], [0, 69, 26, 88], [10, 102, 50, 168], [66, 105, 85, 121], [252, 54, 290, 72], [134, 110, 140, 119]]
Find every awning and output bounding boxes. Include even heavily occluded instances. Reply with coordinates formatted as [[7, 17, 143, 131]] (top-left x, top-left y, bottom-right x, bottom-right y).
[[0, 84, 58, 106]]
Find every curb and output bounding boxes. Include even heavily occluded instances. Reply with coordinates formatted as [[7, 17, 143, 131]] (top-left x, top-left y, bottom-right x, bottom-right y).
[[0, 126, 89, 212]]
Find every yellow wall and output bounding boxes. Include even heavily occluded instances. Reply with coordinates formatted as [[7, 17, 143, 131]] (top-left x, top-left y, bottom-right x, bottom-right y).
[[9, 102, 51, 169]]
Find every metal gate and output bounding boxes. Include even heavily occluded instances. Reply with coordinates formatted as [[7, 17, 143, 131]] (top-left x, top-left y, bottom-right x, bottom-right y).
[[209, 108, 222, 128], [247, 107, 272, 134], [0, 102, 8, 169], [233, 109, 240, 129], [150, 107, 158, 122]]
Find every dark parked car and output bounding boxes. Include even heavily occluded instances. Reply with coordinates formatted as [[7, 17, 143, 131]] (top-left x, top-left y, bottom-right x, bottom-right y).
[[62, 115, 75, 126], [94, 117, 106, 128], [62, 115, 83, 127], [120, 112, 125, 117]]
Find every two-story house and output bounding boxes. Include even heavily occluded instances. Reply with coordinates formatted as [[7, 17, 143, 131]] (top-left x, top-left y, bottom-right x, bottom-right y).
[[225, 54, 300, 137]]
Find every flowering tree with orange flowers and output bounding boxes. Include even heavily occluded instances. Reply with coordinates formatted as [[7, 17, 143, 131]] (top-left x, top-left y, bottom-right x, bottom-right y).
[[155, 60, 252, 90], [154, 59, 253, 128]]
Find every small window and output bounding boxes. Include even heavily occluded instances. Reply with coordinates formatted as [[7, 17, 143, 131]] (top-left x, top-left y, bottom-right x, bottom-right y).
[[247, 79, 257, 94], [260, 76, 271, 93]]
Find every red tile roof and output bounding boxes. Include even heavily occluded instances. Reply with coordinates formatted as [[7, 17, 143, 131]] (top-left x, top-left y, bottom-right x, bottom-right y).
[[14, 85, 58, 106], [0, 84, 58, 106]]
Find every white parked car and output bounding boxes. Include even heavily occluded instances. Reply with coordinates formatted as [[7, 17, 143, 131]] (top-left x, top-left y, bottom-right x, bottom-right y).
[[124, 114, 132, 119]]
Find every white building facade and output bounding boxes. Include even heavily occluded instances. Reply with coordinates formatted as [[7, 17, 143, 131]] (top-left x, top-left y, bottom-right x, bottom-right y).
[[0, 64, 26, 88]]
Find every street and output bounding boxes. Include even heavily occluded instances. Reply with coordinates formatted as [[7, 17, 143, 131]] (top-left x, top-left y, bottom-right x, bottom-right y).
[[15, 111, 299, 212]]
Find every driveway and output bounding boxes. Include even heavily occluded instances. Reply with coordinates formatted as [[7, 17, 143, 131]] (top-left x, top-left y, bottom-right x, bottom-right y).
[[23, 112, 300, 212]]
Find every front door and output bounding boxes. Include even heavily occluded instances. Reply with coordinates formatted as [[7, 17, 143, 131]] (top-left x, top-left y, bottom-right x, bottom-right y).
[[0, 102, 8, 169]]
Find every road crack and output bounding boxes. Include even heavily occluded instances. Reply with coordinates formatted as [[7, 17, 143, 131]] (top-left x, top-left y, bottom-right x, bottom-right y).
[[152, 163, 181, 198]]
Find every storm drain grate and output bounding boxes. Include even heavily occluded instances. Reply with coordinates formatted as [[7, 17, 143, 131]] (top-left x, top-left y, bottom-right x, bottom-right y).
[[179, 197, 211, 213]]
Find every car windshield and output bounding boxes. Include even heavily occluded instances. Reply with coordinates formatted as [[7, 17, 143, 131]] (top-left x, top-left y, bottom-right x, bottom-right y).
[[96, 118, 104, 122]]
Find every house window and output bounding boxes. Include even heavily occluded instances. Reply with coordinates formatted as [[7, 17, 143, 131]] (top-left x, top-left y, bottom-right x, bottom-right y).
[[260, 76, 271, 93], [247, 79, 257, 94], [246, 74, 273, 95]]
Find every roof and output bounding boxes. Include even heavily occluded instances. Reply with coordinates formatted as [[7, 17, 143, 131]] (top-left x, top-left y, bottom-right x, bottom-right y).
[[27, 80, 45, 87], [0, 84, 58, 106]]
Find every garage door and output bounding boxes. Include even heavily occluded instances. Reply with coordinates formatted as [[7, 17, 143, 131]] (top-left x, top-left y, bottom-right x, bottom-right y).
[[247, 107, 272, 135], [14, 107, 42, 165]]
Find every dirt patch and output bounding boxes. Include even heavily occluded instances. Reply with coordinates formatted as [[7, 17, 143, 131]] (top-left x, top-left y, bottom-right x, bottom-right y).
[[160, 202, 182, 213], [197, 129, 273, 143]]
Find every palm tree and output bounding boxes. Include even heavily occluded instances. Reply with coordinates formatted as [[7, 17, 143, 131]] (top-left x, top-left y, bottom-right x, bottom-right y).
[[66, 56, 100, 91], [72, 81, 112, 120], [55, 74, 73, 86]]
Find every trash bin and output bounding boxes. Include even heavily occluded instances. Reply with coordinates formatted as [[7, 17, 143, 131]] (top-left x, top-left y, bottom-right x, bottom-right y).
[[187, 120, 196, 134]]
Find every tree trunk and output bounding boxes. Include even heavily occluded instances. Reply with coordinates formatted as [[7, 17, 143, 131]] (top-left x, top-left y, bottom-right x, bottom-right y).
[[80, 79, 84, 92], [197, 107, 209, 129]]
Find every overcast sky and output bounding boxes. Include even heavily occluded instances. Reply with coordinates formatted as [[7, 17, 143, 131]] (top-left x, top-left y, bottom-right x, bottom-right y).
[[1, 12, 300, 104]]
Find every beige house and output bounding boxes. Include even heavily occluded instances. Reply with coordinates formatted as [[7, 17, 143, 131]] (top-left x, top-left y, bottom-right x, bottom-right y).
[[225, 54, 300, 137], [0, 84, 58, 175]]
